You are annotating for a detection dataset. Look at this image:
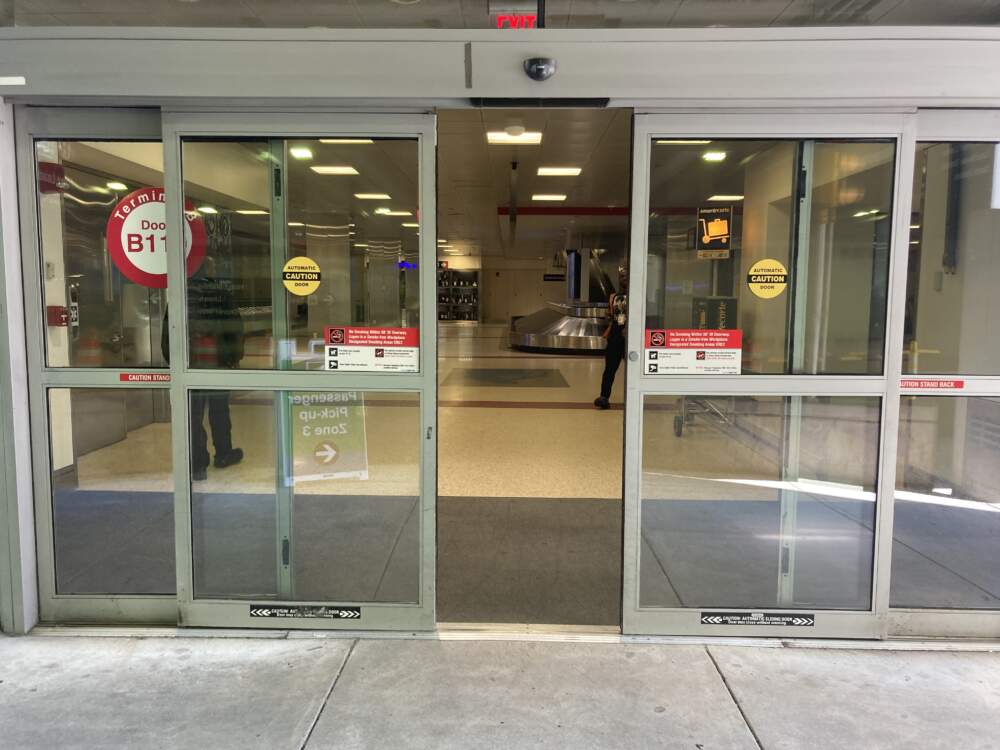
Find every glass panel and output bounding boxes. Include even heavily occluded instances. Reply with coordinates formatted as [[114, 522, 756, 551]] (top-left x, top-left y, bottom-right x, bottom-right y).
[[904, 142, 1000, 375], [180, 137, 420, 371], [644, 139, 895, 375], [48, 387, 174, 594], [190, 390, 421, 603], [35, 140, 167, 368], [891, 396, 1000, 609], [640, 395, 880, 610]]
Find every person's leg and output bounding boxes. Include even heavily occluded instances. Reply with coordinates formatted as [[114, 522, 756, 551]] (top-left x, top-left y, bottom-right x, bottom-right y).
[[600, 334, 625, 398], [209, 391, 243, 468], [189, 392, 210, 476]]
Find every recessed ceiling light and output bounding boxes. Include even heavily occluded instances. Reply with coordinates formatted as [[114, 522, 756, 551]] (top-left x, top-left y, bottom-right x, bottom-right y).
[[319, 138, 374, 144], [401, 222, 419, 228], [310, 166, 359, 175], [487, 130, 543, 145], [532, 194, 567, 201], [702, 151, 727, 162], [289, 146, 313, 160], [537, 167, 582, 176], [354, 193, 391, 200], [707, 195, 744, 201], [197, 206, 217, 214], [236, 209, 268, 215], [656, 139, 712, 145], [106, 181, 128, 190]]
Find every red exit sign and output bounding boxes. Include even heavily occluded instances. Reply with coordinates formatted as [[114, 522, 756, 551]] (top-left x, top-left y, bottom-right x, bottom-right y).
[[496, 14, 537, 29]]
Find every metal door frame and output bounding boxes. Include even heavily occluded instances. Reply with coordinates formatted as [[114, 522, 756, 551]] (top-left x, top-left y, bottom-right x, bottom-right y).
[[15, 106, 177, 624], [162, 112, 437, 631], [887, 109, 1000, 639], [622, 112, 917, 638]]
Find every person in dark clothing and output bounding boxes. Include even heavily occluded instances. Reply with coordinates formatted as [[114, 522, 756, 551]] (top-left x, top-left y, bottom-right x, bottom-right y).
[[162, 257, 245, 481], [594, 263, 628, 410]]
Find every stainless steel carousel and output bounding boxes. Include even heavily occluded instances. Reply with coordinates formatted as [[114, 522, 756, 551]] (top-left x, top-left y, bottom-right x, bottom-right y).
[[509, 249, 617, 353]]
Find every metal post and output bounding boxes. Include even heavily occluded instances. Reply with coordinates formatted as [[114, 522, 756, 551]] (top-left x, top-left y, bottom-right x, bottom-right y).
[[268, 138, 294, 599]]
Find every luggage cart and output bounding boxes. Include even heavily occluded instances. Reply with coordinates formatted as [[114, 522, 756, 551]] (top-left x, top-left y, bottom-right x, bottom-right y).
[[673, 396, 737, 437]]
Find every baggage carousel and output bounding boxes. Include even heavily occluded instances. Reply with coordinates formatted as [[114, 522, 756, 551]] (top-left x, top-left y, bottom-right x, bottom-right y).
[[509, 300, 608, 353]]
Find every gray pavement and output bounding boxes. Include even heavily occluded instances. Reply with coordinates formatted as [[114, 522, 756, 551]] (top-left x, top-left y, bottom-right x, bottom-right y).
[[0, 633, 998, 749]]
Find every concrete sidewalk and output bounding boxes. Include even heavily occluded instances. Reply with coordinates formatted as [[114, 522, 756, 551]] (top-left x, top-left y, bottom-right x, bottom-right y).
[[0, 633, 998, 749]]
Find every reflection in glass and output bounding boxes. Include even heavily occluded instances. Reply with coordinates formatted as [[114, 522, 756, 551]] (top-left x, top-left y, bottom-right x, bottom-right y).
[[645, 139, 895, 374], [35, 140, 167, 369], [904, 142, 1000, 375], [180, 138, 420, 370], [190, 390, 421, 603], [640, 395, 880, 610], [49, 388, 174, 594], [891, 396, 1000, 609]]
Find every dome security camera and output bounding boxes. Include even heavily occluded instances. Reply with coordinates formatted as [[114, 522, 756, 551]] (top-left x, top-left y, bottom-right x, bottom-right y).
[[523, 57, 556, 82]]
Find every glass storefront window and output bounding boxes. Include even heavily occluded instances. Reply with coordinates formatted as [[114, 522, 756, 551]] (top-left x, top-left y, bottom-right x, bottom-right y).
[[644, 139, 895, 375], [190, 390, 421, 603], [891, 396, 1000, 609], [35, 140, 167, 369], [904, 142, 1000, 375], [640, 395, 880, 610], [48, 387, 174, 595], [180, 138, 420, 371]]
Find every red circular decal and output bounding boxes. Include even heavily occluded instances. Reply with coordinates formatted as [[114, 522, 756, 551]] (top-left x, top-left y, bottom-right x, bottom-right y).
[[105, 187, 207, 289]]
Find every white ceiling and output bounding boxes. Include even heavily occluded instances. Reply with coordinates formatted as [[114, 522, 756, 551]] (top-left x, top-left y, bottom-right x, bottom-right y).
[[9, 0, 1000, 27], [438, 107, 631, 259]]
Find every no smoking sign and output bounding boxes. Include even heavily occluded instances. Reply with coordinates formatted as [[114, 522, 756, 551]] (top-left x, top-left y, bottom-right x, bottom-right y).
[[106, 187, 207, 288]]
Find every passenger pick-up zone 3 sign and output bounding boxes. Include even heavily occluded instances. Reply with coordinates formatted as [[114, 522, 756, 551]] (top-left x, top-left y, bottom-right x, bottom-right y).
[[106, 187, 206, 288]]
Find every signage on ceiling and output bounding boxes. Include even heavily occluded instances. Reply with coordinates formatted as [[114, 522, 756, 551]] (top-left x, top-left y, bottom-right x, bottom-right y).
[[496, 14, 537, 28]]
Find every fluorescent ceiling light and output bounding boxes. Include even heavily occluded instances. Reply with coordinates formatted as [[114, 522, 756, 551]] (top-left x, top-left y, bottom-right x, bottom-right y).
[[375, 207, 412, 216], [354, 193, 391, 200], [401, 222, 419, 228], [0, 76, 26, 86], [319, 138, 374, 144], [106, 181, 128, 191], [532, 194, 566, 201], [656, 139, 712, 145], [289, 146, 313, 160], [353, 243, 369, 247], [537, 166, 582, 176], [236, 209, 268, 215], [197, 206, 217, 214], [487, 131, 542, 145], [853, 208, 881, 218], [707, 195, 744, 201], [702, 151, 727, 162], [288, 222, 305, 227], [310, 166, 359, 175], [910, 224, 921, 230]]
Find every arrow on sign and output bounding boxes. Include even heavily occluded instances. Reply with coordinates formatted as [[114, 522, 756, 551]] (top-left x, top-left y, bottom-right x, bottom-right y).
[[315, 442, 339, 465], [336, 609, 361, 619], [250, 608, 272, 617]]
